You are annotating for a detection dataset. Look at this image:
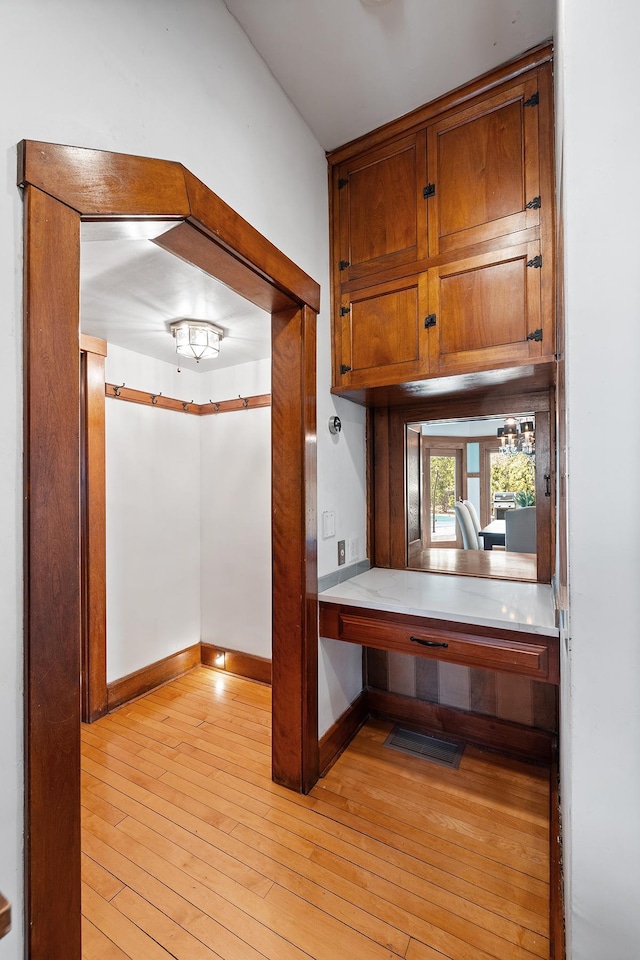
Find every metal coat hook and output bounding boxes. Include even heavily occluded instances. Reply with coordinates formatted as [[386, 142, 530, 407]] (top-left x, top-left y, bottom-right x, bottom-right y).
[[182, 400, 194, 411], [239, 394, 249, 408], [113, 382, 125, 397], [150, 392, 162, 405]]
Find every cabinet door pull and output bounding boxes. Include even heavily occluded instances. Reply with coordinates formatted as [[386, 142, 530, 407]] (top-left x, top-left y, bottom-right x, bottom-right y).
[[424, 314, 437, 329], [410, 636, 449, 648]]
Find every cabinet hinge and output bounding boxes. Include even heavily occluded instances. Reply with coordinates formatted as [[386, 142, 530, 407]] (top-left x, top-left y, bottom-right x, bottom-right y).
[[424, 314, 437, 329], [527, 328, 543, 342], [339, 260, 350, 271], [340, 306, 350, 316], [423, 183, 436, 199], [338, 178, 349, 190], [340, 364, 352, 375], [527, 254, 542, 269], [526, 196, 541, 210], [524, 91, 539, 107]]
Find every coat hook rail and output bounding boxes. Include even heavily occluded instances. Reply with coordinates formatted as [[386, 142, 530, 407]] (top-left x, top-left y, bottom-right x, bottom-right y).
[[201, 393, 271, 414], [106, 383, 271, 416]]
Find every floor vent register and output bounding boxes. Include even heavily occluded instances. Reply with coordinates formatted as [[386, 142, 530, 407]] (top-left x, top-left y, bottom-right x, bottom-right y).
[[383, 727, 465, 769]]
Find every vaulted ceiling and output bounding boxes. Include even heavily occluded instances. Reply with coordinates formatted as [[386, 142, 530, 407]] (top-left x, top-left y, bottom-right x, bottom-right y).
[[80, 0, 556, 372], [223, 0, 556, 150]]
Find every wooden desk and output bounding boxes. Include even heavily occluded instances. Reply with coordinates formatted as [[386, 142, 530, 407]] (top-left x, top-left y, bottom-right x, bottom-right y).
[[319, 568, 559, 685], [478, 519, 506, 550]]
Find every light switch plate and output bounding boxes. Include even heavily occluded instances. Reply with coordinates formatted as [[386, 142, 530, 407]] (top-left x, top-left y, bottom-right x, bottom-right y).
[[337, 540, 346, 565], [322, 510, 335, 539]]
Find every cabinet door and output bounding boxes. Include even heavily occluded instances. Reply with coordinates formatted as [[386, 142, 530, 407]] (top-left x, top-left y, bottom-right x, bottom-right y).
[[336, 133, 427, 283], [427, 242, 549, 376], [337, 275, 430, 388], [426, 75, 542, 257]]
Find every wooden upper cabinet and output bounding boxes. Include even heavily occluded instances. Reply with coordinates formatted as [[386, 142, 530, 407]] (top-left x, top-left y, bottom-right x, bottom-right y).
[[336, 133, 427, 283], [427, 242, 547, 376], [328, 46, 555, 395], [426, 76, 542, 257], [337, 275, 430, 388]]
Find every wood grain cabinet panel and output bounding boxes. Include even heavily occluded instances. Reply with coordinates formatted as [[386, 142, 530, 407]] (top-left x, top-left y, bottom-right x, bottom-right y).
[[427, 242, 546, 375], [426, 76, 542, 257], [337, 274, 430, 388], [336, 133, 427, 283]]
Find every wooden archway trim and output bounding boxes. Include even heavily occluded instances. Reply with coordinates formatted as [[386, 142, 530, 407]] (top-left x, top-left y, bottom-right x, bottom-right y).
[[20, 140, 319, 960]]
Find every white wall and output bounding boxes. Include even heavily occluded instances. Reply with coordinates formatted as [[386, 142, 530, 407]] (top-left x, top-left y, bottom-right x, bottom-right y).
[[105, 349, 273, 675], [200, 407, 271, 656], [200, 359, 272, 659], [0, 2, 366, 955], [105, 351, 201, 681], [558, 1, 640, 956]]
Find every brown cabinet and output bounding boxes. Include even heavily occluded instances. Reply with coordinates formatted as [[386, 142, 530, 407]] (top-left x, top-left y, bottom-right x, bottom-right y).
[[426, 76, 543, 258], [426, 241, 546, 376], [320, 601, 560, 684], [335, 242, 547, 387], [336, 133, 427, 283], [337, 275, 430, 388], [329, 47, 555, 395]]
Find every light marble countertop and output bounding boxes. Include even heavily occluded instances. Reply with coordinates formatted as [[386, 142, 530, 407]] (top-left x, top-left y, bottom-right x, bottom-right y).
[[319, 567, 558, 637]]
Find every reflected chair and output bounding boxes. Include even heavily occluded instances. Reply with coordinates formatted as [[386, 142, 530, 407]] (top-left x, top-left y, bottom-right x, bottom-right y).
[[463, 499, 481, 538], [454, 500, 480, 549], [505, 506, 537, 553]]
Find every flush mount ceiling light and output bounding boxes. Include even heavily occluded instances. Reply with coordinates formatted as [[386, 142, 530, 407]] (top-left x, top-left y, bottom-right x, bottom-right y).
[[170, 319, 224, 362]]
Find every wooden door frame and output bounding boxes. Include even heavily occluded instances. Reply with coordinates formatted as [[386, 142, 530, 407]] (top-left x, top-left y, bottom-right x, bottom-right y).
[[19, 140, 320, 960], [421, 441, 465, 549], [80, 336, 108, 723]]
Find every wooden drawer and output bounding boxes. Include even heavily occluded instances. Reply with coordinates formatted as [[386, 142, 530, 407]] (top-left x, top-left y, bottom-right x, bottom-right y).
[[320, 602, 559, 684]]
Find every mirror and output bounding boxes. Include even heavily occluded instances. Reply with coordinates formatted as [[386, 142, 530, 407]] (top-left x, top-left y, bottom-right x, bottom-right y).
[[406, 412, 538, 580], [371, 393, 553, 583]]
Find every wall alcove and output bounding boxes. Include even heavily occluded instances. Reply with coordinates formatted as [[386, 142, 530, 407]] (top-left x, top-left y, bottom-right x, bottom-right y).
[[20, 140, 320, 960]]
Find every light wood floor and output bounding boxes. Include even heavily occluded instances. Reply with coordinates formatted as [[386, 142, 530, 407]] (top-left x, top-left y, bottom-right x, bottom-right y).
[[81, 666, 550, 960]]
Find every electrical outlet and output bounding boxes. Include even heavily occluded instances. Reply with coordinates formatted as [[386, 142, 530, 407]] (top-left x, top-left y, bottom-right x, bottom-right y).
[[347, 536, 359, 562], [337, 540, 346, 565]]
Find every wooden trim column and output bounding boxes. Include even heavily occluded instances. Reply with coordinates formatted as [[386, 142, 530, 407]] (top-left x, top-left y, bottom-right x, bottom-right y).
[[24, 185, 82, 960], [271, 305, 319, 792], [20, 139, 321, 960], [80, 336, 107, 722]]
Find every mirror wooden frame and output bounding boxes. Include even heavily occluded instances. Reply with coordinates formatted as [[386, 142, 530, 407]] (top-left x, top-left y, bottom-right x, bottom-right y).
[[371, 389, 555, 582], [19, 140, 320, 960]]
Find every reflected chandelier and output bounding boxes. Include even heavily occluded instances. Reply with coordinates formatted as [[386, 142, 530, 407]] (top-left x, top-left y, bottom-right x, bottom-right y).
[[497, 416, 535, 456]]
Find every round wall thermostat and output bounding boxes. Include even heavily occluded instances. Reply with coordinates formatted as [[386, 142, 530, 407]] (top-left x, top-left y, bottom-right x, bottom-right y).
[[328, 415, 342, 435]]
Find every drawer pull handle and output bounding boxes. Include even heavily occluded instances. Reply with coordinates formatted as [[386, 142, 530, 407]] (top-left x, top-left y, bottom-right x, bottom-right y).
[[410, 636, 449, 649]]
